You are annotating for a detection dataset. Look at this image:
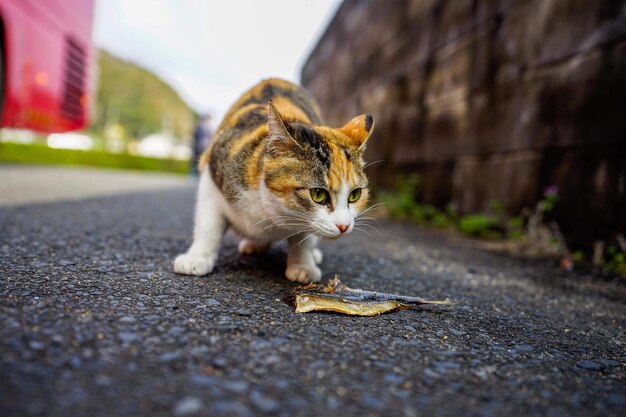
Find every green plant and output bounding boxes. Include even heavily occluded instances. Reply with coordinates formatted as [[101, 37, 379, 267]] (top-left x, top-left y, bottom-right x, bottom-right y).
[[380, 175, 570, 246], [542, 185, 559, 213], [381, 175, 456, 229], [572, 250, 584, 263], [459, 214, 501, 239], [605, 246, 626, 276], [507, 215, 525, 240], [444, 203, 459, 224], [384, 174, 420, 220], [490, 199, 505, 217], [429, 206, 453, 228]]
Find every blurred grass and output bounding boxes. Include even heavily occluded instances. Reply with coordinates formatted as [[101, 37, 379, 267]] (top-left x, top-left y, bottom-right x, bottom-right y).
[[0, 142, 188, 174]]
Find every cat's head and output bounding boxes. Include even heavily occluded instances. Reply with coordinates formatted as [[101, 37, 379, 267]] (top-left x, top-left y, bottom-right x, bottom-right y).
[[261, 102, 374, 239]]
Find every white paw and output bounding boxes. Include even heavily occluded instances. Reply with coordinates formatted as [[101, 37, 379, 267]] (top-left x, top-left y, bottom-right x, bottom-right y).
[[238, 239, 269, 255], [285, 263, 322, 283], [173, 253, 215, 276], [312, 248, 323, 264]]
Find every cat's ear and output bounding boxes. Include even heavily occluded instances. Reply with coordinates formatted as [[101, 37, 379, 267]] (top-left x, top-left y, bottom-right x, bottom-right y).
[[339, 114, 374, 150], [267, 101, 300, 149]]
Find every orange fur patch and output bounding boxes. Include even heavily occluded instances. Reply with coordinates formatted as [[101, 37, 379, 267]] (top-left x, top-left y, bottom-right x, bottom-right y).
[[226, 103, 264, 128], [228, 125, 268, 158], [271, 96, 311, 124], [218, 78, 300, 129], [245, 143, 265, 188]]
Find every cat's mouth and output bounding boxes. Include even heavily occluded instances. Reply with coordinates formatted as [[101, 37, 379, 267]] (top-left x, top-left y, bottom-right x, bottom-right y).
[[319, 228, 352, 240], [324, 233, 342, 240]]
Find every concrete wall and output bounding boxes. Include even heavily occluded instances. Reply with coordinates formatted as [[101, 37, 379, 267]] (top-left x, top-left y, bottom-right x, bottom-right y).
[[301, 0, 626, 244]]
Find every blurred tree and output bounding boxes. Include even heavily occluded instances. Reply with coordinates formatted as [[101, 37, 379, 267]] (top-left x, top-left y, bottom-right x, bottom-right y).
[[91, 50, 196, 142]]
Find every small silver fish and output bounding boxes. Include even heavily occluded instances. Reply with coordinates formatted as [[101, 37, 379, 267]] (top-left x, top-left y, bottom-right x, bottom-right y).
[[287, 276, 458, 316]]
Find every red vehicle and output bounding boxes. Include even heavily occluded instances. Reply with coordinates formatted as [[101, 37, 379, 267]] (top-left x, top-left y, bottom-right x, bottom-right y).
[[0, 0, 94, 132]]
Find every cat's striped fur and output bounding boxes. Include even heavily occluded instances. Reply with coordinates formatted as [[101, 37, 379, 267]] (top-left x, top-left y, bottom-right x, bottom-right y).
[[175, 78, 374, 283]]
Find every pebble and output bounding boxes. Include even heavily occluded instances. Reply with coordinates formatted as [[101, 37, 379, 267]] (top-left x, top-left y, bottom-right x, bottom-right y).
[[607, 393, 626, 408], [576, 360, 605, 371], [250, 389, 279, 413], [223, 380, 249, 394], [209, 400, 252, 417], [211, 357, 227, 369], [158, 351, 182, 363], [432, 361, 461, 372], [168, 326, 185, 336], [384, 372, 404, 385], [119, 316, 136, 323], [190, 374, 220, 387], [205, 298, 221, 307], [235, 308, 252, 316], [513, 344, 534, 352], [117, 332, 140, 343], [190, 345, 209, 356], [360, 393, 385, 410], [173, 396, 203, 417], [68, 356, 82, 368], [599, 359, 621, 367], [28, 341, 45, 351], [439, 350, 465, 357], [94, 375, 113, 386], [324, 324, 339, 334]]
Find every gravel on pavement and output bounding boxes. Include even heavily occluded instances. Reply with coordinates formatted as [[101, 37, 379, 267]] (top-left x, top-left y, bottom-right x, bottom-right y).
[[1, 166, 624, 417]]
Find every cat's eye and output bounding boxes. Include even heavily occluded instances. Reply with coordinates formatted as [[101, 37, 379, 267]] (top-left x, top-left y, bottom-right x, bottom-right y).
[[310, 188, 329, 204], [348, 188, 362, 203]]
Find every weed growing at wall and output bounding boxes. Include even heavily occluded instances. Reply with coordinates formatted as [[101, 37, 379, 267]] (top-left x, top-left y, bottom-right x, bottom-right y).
[[379, 176, 625, 277]]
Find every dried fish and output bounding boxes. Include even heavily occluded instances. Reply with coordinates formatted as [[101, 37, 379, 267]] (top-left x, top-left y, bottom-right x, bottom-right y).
[[286, 276, 458, 316]]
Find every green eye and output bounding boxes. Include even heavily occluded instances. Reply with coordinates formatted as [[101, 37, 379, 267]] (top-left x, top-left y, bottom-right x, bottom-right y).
[[310, 188, 329, 204], [348, 188, 362, 203]]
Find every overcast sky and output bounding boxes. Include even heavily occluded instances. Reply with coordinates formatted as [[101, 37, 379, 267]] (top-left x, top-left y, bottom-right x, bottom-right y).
[[93, 0, 341, 121]]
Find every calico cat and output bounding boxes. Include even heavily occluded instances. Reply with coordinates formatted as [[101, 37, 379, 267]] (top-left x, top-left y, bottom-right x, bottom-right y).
[[174, 78, 374, 283]]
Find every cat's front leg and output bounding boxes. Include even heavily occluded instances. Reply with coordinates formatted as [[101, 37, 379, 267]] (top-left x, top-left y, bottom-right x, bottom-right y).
[[238, 238, 270, 254], [312, 247, 323, 264], [285, 234, 321, 283], [174, 171, 228, 276]]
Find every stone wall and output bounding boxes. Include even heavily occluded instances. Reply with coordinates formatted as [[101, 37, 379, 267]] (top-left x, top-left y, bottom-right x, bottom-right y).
[[301, 0, 626, 244]]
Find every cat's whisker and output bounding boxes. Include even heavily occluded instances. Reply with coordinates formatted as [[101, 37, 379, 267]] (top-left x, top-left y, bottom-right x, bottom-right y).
[[363, 159, 385, 170], [360, 202, 388, 215], [358, 223, 381, 232], [252, 208, 309, 231], [356, 218, 381, 228], [296, 233, 315, 247], [251, 215, 300, 228], [353, 226, 372, 236], [355, 219, 380, 228], [356, 216, 382, 226], [261, 222, 307, 232], [257, 215, 306, 226], [354, 222, 381, 235], [275, 226, 316, 247], [258, 200, 310, 216], [239, 194, 313, 223], [281, 209, 313, 221], [274, 211, 312, 223]]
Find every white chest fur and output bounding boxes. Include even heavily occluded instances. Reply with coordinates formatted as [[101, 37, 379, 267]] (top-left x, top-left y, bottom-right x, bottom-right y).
[[206, 172, 294, 243]]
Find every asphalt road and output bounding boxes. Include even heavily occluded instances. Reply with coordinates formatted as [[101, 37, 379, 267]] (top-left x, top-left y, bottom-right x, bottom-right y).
[[1, 165, 624, 417]]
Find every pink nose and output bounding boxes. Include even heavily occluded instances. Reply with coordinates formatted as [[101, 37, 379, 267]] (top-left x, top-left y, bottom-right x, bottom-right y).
[[336, 224, 349, 233]]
